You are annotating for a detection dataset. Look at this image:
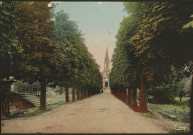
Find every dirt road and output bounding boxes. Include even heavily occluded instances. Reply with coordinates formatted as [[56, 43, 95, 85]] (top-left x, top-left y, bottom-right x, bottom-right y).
[[1, 89, 168, 133]]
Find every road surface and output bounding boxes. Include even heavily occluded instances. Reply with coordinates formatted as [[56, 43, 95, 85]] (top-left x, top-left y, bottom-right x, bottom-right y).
[[2, 89, 168, 133]]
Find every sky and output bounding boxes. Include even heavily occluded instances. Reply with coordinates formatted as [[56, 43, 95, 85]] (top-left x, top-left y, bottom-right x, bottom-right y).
[[52, 2, 128, 71]]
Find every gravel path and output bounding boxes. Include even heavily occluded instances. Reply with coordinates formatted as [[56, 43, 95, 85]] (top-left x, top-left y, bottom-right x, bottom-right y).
[[1, 89, 168, 133]]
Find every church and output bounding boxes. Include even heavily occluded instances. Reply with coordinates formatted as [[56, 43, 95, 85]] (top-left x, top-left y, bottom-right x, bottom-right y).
[[101, 48, 110, 90]]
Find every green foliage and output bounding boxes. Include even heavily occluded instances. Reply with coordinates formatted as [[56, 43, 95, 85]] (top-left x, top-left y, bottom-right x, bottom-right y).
[[149, 84, 176, 104], [110, 2, 193, 112], [46, 87, 65, 105], [15, 80, 29, 93], [148, 68, 191, 104], [174, 97, 190, 107], [0, 1, 22, 80], [15, 80, 40, 94], [110, 15, 141, 90], [55, 87, 64, 95], [1, 2, 102, 110], [168, 124, 189, 133], [8, 2, 55, 82], [178, 77, 191, 97], [53, 10, 102, 92], [130, 2, 193, 84], [142, 112, 157, 119], [148, 101, 190, 123]]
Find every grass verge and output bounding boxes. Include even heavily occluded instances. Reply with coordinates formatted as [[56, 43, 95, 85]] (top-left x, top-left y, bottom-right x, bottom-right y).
[[147, 97, 190, 123], [141, 112, 157, 119], [147, 97, 190, 133], [168, 124, 189, 133]]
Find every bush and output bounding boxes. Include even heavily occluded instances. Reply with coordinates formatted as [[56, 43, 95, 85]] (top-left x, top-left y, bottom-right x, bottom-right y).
[[148, 76, 191, 104], [46, 90, 57, 98], [55, 87, 64, 94], [15, 80, 40, 95], [149, 84, 176, 104]]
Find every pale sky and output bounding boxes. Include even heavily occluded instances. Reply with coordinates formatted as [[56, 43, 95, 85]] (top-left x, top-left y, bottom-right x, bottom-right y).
[[53, 2, 128, 71]]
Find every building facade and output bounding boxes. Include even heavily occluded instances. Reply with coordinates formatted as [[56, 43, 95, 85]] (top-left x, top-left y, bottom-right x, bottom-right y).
[[101, 48, 110, 89]]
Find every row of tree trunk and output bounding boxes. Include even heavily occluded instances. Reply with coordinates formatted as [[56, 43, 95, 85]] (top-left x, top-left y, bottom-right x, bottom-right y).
[[111, 74, 193, 133], [39, 82, 96, 111], [111, 76, 149, 113], [65, 87, 89, 103], [111, 80, 149, 113], [111, 88, 140, 112]]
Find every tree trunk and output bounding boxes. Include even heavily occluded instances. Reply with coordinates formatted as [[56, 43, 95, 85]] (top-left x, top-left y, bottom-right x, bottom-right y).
[[128, 89, 132, 105], [121, 89, 123, 101], [116, 89, 118, 98], [86, 90, 88, 97], [122, 89, 126, 103], [120, 90, 122, 101], [180, 97, 182, 102], [139, 75, 148, 113], [119, 89, 121, 100], [114, 89, 116, 96], [80, 89, 83, 100], [115, 88, 118, 98], [83, 90, 85, 98], [190, 74, 193, 133], [116, 88, 118, 98], [76, 89, 80, 101], [40, 78, 46, 110], [65, 85, 69, 103], [119, 90, 122, 101], [123, 89, 126, 103], [126, 88, 128, 104], [83, 90, 85, 99], [72, 87, 75, 101], [131, 89, 137, 108], [84, 90, 87, 98]]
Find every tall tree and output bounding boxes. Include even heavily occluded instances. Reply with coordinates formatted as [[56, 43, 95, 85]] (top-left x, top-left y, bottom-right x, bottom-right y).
[[53, 10, 102, 100], [12, 2, 68, 110], [0, 1, 22, 81], [110, 3, 150, 111], [111, 1, 193, 114], [131, 2, 193, 112]]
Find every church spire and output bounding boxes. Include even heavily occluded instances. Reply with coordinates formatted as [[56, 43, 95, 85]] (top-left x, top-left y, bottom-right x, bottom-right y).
[[102, 47, 110, 89], [105, 48, 109, 62], [104, 47, 110, 71]]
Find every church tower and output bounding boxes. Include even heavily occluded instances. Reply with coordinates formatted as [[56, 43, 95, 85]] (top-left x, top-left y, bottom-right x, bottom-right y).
[[102, 48, 110, 89], [104, 48, 110, 72]]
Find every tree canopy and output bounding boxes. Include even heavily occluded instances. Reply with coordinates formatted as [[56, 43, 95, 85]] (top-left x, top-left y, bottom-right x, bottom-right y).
[[110, 2, 193, 113], [1, 1, 102, 110]]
